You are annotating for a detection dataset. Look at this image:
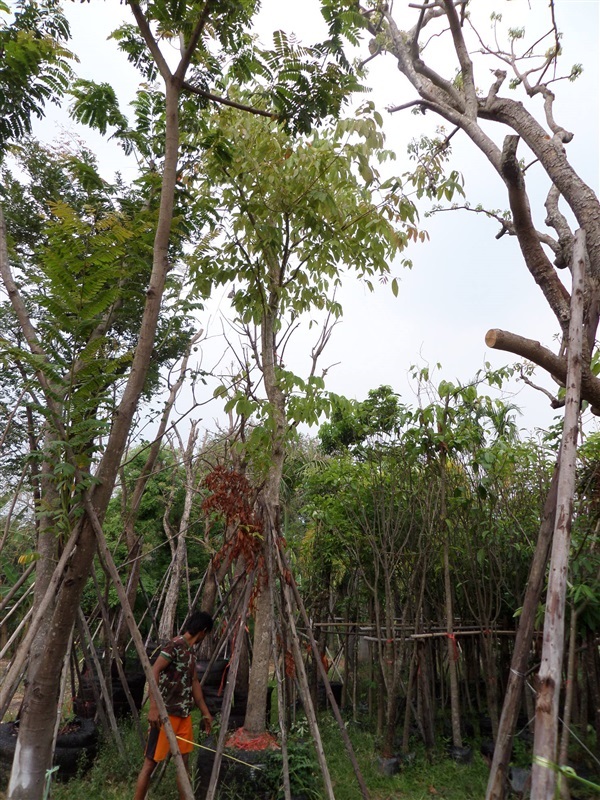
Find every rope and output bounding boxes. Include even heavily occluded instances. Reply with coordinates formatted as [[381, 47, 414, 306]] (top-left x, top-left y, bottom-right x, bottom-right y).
[[533, 756, 600, 793], [175, 736, 263, 769]]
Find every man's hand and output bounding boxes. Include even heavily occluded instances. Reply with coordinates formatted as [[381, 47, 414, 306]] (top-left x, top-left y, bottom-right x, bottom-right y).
[[147, 707, 161, 730], [202, 714, 213, 734]]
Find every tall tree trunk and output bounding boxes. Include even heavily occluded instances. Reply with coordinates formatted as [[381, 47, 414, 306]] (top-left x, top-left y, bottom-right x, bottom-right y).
[[243, 266, 286, 734], [531, 230, 586, 799], [26, 428, 60, 688], [7, 69, 184, 799], [486, 462, 560, 799], [243, 569, 273, 734], [440, 439, 462, 748]]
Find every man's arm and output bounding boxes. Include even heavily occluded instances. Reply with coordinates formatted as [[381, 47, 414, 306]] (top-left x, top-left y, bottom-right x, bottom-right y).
[[192, 671, 213, 733], [147, 655, 170, 729]]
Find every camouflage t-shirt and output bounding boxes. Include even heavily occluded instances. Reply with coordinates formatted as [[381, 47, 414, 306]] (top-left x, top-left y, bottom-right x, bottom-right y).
[[158, 636, 195, 717]]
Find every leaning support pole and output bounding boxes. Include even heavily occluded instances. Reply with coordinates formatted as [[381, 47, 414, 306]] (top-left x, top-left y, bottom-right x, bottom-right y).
[[77, 610, 126, 757], [0, 564, 35, 617], [50, 626, 74, 763], [531, 229, 587, 798], [89, 565, 144, 744], [84, 497, 195, 800], [205, 572, 255, 800], [269, 552, 292, 800], [486, 464, 559, 799], [278, 575, 336, 800], [276, 543, 368, 800], [0, 523, 82, 721]]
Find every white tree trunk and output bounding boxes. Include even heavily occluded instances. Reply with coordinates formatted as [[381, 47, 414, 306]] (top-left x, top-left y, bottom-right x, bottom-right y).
[[530, 230, 587, 798]]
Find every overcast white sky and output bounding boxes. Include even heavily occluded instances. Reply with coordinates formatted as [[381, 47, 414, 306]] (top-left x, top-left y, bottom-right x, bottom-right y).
[[30, 0, 600, 439]]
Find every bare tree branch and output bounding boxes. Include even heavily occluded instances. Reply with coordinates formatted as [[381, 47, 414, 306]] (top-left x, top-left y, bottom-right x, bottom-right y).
[[181, 81, 275, 118], [500, 135, 571, 330]]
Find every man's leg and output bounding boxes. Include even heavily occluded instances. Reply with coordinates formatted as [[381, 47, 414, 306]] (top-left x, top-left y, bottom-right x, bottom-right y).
[[134, 756, 157, 800]]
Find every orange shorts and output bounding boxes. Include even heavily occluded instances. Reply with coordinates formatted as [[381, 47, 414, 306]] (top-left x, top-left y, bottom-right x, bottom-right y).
[[144, 714, 193, 763]]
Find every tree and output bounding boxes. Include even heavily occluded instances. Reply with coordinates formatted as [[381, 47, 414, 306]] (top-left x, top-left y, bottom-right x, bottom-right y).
[[0, 0, 73, 154], [0, 2, 272, 797], [190, 99, 419, 745], [0, 1, 428, 794], [320, 2, 600, 796]]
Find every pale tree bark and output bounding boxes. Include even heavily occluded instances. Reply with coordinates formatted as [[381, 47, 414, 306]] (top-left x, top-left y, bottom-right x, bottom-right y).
[[26, 427, 61, 689], [243, 266, 286, 734], [530, 230, 586, 799], [347, 5, 599, 795], [158, 422, 199, 641], [358, 0, 600, 404], [486, 463, 559, 800]]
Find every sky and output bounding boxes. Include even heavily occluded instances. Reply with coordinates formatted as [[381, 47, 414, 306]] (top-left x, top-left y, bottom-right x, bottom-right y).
[[27, 0, 600, 440]]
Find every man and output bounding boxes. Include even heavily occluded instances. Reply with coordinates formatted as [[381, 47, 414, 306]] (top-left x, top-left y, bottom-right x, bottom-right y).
[[134, 611, 214, 800]]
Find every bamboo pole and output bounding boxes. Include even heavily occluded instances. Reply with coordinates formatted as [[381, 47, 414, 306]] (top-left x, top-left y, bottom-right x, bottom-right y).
[[269, 557, 292, 800]]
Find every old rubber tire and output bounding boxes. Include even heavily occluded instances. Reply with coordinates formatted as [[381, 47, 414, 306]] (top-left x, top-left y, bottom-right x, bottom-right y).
[[55, 717, 97, 749], [0, 719, 98, 778], [0, 722, 18, 766]]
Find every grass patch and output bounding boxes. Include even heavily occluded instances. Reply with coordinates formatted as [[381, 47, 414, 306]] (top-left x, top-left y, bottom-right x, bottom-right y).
[[319, 716, 489, 800], [3, 709, 596, 799]]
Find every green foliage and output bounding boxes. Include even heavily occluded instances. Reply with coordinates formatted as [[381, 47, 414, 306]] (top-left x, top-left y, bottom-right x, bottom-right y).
[[303, 370, 553, 636], [188, 101, 418, 456], [106, 0, 360, 137], [319, 385, 407, 454], [258, 29, 364, 134], [406, 129, 465, 202], [568, 63, 583, 82], [0, 139, 197, 538], [69, 80, 129, 138], [0, 0, 74, 159]]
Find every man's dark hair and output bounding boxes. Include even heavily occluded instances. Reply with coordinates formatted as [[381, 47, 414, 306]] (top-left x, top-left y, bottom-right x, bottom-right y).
[[185, 611, 213, 636]]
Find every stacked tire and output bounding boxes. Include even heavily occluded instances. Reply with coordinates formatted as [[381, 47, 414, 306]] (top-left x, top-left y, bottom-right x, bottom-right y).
[[0, 718, 98, 779], [196, 658, 247, 730]]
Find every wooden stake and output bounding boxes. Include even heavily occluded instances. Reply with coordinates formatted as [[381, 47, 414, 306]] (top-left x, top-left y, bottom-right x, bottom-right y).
[[77, 610, 126, 757], [84, 496, 195, 800], [205, 572, 255, 800], [277, 544, 369, 800]]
